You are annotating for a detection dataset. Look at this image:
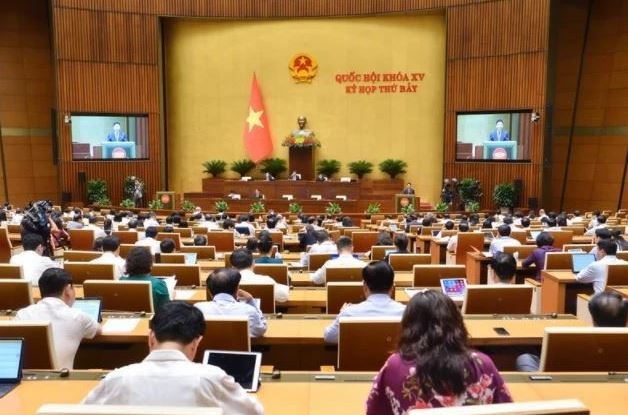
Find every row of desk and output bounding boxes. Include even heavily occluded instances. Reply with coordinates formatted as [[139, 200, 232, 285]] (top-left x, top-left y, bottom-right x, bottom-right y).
[[2, 372, 626, 415]]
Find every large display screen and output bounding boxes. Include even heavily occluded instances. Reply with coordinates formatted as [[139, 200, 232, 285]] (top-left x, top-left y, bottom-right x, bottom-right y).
[[456, 111, 532, 161], [70, 114, 149, 160]]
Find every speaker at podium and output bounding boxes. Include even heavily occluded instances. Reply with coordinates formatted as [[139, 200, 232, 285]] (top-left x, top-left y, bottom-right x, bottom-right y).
[[483, 141, 517, 160]]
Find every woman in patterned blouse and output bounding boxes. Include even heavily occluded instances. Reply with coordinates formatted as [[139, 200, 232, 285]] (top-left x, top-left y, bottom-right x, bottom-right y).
[[366, 290, 512, 414]]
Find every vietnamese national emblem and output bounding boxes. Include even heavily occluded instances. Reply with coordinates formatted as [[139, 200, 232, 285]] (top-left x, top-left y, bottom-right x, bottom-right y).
[[289, 53, 318, 83]]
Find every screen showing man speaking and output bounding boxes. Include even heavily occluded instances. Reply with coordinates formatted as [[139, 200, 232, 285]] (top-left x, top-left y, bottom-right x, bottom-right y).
[[455, 112, 532, 161], [70, 114, 149, 160]]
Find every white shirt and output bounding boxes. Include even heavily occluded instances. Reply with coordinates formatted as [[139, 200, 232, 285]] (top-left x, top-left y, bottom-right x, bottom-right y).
[[585, 223, 607, 236], [84, 223, 107, 239], [82, 349, 263, 414], [135, 237, 161, 254], [576, 255, 627, 293], [489, 236, 521, 256], [143, 218, 160, 228], [10, 250, 60, 285], [300, 240, 338, 266], [323, 294, 405, 343], [10, 213, 23, 224], [236, 222, 256, 236], [447, 235, 458, 252], [15, 297, 99, 369], [195, 293, 267, 337], [311, 253, 367, 285], [239, 268, 289, 303], [89, 251, 126, 279]]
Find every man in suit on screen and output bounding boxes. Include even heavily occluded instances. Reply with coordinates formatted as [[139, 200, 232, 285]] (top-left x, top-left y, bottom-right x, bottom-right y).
[[106, 122, 128, 142], [488, 119, 510, 141]]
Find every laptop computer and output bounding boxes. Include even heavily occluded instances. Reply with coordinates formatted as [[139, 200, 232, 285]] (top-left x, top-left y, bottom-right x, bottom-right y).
[[235, 226, 250, 235], [440, 278, 467, 301], [0, 338, 24, 398], [529, 230, 541, 241], [72, 298, 102, 322], [571, 253, 596, 273], [184, 252, 198, 265], [202, 350, 262, 392]]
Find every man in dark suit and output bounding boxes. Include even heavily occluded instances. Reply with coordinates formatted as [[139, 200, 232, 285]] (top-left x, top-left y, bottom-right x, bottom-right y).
[[106, 122, 128, 142], [488, 119, 510, 141], [402, 183, 415, 195]]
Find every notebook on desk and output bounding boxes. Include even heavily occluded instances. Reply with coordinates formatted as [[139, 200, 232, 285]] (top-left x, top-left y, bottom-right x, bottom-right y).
[[0, 338, 24, 398], [202, 350, 262, 392]]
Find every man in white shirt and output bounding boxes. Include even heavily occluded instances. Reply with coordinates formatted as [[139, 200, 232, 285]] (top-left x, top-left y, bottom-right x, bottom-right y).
[[82, 301, 263, 414], [324, 261, 405, 343], [10, 233, 60, 285], [300, 230, 338, 267], [231, 248, 289, 303], [89, 235, 126, 279], [235, 215, 256, 236], [83, 215, 107, 239], [134, 226, 161, 254], [10, 208, 23, 224], [488, 224, 521, 256], [446, 222, 469, 253], [15, 268, 101, 369], [576, 239, 627, 293], [584, 215, 607, 236], [311, 236, 367, 285], [195, 268, 267, 337], [492, 252, 516, 284], [143, 213, 160, 228]]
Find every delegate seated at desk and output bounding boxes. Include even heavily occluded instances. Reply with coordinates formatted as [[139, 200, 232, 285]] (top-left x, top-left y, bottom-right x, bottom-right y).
[[311, 236, 367, 285], [576, 239, 627, 293], [83, 302, 263, 414], [105, 122, 128, 142], [231, 248, 289, 303], [324, 261, 405, 344]]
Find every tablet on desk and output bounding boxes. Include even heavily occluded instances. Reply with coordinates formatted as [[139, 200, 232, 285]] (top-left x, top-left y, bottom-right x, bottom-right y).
[[72, 298, 102, 322], [0, 338, 24, 398], [440, 278, 467, 301], [571, 253, 596, 273], [529, 231, 541, 241], [203, 350, 262, 392]]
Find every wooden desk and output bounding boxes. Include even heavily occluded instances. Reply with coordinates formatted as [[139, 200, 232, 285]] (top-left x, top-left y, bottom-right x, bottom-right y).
[[608, 286, 628, 298], [466, 252, 536, 285], [290, 271, 413, 287], [429, 238, 448, 264], [2, 372, 626, 415], [541, 270, 594, 314]]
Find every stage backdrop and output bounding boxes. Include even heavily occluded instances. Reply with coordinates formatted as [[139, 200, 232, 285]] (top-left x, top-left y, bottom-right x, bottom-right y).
[[164, 13, 445, 204]]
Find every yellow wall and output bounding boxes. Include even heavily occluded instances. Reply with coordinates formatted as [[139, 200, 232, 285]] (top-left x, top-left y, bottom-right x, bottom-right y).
[[165, 14, 445, 203]]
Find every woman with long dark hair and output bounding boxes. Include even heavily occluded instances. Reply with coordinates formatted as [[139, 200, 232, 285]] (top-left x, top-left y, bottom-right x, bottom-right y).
[[366, 290, 512, 413]]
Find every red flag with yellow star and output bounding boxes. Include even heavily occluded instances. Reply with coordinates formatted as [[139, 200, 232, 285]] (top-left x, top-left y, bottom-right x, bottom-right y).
[[243, 74, 273, 162]]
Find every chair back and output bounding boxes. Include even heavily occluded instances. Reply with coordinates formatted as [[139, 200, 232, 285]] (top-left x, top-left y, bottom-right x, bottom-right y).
[[255, 230, 284, 251], [0, 228, 13, 262], [63, 251, 103, 262], [617, 251, 628, 261], [112, 231, 139, 244], [454, 233, 485, 265], [206, 232, 235, 252], [191, 226, 208, 235], [607, 263, 628, 286], [7, 224, 21, 234], [563, 226, 585, 236], [173, 227, 193, 238], [413, 265, 466, 287], [326, 282, 365, 314], [0, 279, 33, 310], [0, 321, 57, 369], [69, 229, 95, 251], [371, 245, 396, 261], [389, 254, 430, 271], [63, 263, 116, 285], [407, 400, 590, 415], [180, 245, 216, 260], [540, 327, 628, 371], [338, 317, 401, 370], [152, 264, 201, 286], [351, 231, 379, 253], [156, 233, 181, 250], [462, 285, 533, 314], [308, 253, 333, 271], [83, 280, 153, 313], [510, 231, 528, 245], [118, 244, 139, 258], [562, 244, 594, 252], [252, 264, 288, 285], [548, 230, 573, 249], [194, 317, 250, 362], [544, 252, 573, 270], [239, 283, 275, 314], [326, 267, 365, 283], [503, 244, 536, 259], [36, 404, 222, 415], [159, 253, 186, 264], [0, 263, 23, 279]]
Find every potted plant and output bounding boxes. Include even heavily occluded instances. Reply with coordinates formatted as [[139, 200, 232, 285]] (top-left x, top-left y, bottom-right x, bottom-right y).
[[288, 202, 302, 214], [348, 160, 373, 180], [492, 182, 516, 214], [148, 199, 164, 210], [259, 158, 287, 179], [466, 201, 480, 213], [230, 159, 256, 178], [87, 179, 108, 205], [316, 159, 342, 179], [458, 178, 483, 211], [400, 204, 415, 216], [94, 197, 111, 206], [120, 199, 135, 209], [378, 159, 407, 179], [214, 200, 229, 213], [181, 200, 196, 213], [325, 202, 342, 215], [202, 160, 227, 178], [435, 201, 449, 214], [365, 202, 381, 216], [250, 200, 265, 214]]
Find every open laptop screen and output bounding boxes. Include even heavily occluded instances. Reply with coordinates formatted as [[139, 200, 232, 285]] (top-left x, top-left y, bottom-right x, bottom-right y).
[[202, 350, 261, 392], [0, 338, 23, 381], [571, 253, 596, 273], [73, 298, 102, 322]]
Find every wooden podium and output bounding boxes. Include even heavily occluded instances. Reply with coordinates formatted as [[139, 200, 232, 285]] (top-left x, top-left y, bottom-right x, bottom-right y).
[[289, 146, 315, 180]]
